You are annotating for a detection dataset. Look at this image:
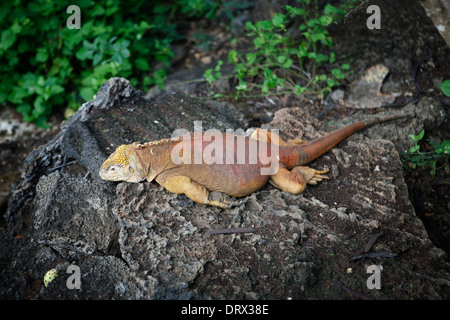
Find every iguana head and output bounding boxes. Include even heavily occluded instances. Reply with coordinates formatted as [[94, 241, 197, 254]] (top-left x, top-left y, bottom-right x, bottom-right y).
[[99, 144, 145, 183]]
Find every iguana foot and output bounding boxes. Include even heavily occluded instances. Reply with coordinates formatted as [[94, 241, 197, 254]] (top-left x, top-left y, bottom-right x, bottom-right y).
[[208, 191, 243, 209], [292, 166, 330, 185], [269, 165, 330, 194]]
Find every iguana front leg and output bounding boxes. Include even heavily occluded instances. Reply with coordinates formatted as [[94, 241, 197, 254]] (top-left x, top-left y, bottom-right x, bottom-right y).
[[269, 164, 330, 194], [160, 176, 239, 208]]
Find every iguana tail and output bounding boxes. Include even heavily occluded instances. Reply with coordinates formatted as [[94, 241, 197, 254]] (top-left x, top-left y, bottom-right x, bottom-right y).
[[294, 113, 407, 166]]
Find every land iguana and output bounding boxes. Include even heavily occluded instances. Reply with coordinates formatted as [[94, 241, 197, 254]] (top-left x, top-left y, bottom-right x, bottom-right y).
[[99, 114, 406, 208]]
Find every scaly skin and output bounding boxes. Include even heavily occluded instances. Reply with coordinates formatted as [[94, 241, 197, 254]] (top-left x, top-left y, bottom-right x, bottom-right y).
[[99, 114, 406, 208]]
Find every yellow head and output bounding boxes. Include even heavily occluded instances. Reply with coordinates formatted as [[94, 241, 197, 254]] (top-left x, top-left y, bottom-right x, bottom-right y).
[[99, 144, 144, 183]]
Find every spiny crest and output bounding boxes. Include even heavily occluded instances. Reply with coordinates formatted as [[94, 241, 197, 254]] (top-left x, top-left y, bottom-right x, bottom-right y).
[[149, 138, 172, 145], [102, 145, 130, 168], [131, 138, 172, 151]]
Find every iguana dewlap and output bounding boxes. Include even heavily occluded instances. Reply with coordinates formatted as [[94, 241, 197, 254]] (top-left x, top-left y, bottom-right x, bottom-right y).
[[99, 115, 405, 208]]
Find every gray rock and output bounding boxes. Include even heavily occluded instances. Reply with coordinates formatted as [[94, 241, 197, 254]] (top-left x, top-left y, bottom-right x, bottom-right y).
[[1, 77, 449, 300]]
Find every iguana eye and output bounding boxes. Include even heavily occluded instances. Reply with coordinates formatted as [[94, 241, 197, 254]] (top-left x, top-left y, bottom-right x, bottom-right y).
[[129, 166, 135, 173], [109, 166, 116, 172]]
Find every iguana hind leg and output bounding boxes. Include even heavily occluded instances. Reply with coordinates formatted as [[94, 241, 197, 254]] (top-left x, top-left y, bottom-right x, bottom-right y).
[[161, 176, 240, 208], [270, 165, 330, 194]]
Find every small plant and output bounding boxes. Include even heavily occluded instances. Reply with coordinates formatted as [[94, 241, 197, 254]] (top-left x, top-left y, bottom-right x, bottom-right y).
[[204, 60, 223, 84], [203, 0, 354, 99], [403, 129, 450, 175]]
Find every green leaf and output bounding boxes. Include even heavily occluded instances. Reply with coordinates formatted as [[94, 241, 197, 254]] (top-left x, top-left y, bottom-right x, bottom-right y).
[[272, 13, 285, 28], [324, 4, 345, 16], [228, 50, 238, 63], [283, 58, 293, 68], [429, 159, 436, 175], [1, 30, 16, 50], [11, 22, 22, 34], [408, 129, 425, 142], [256, 20, 273, 31], [319, 15, 333, 26], [327, 78, 338, 88], [50, 85, 64, 97], [33, 115, 49, 129], [204, 68, 216, 84], [277, 56, 287, 64], [246, 52, 257, 65], [408, 145, 420, 153], [329, 52, 336, 63], [106, 5, 119, 16], [285, 5, 306, 17], [331, 68, 345, 80], [111, 53, 123, 64], [91, 5, 105, 17], [440, 79, 450, 97], [443, 141, 450, 154], [35, 48, 48, 63], [32, 96, 46, 117], [80, 87, 95, 101], [294, 85, 306, 95], [93, 53, 103, 66], [315, 53, 329, 64], [236, 81, 247, 91], [306, 19, 318, 28], [37, 76, 45, 87], [311, 32, 326, 42], [16, 104, 31, 118], [9, 87, 30, 104], [235, 63, 247, 80], [215, 60, 223, 71], [245, 21, 256, 32], [150, 69, 167, 89], [417, 129, 425, 140], [264, 67, 273, 78], [83, 39, 96, 50], [120, 47, 130, 58], [254, 37, 265, 48], [135, 58, 150, 71]]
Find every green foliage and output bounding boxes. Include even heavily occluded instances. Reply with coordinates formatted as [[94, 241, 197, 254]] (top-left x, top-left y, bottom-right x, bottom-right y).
[[179, 0, 220, 19], [203, 0, 355, 99], [204, 60, 223, 83], [0, 0, 220, 127], [403, 129, 450, 175], [440, 79, 450, 97]]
